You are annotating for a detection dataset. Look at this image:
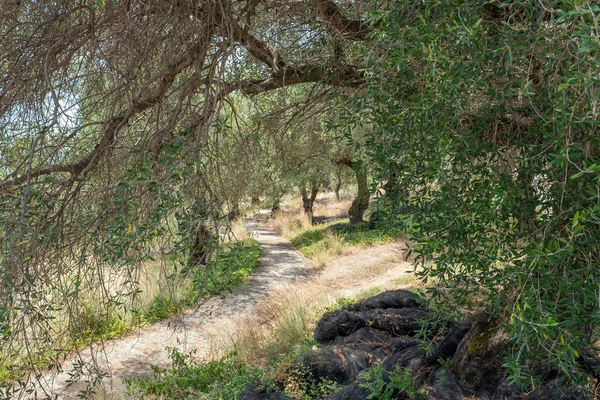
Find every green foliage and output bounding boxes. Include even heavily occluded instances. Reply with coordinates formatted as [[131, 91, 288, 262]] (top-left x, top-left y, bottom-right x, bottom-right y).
[[126, 348, 262, 400], [72, 304, 131, 343], [290, 219, 399, 258], [347, 0, 600, 385], [324, 297, 356, 313], [280, 364, 339, 400], [193, 238, 261, 297], [126, 344, 340, 400], [359, 365, 426, 400], [143, 294, 180, 323]]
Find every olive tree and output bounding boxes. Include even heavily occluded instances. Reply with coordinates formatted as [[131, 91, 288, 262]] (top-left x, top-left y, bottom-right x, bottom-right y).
[[354, 0, 600, 384]]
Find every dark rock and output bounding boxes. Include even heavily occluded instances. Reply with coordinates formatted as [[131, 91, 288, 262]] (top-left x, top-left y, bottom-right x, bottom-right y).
[[426, 367, 472, 400], [493, 377, 522, 400], [238, 383, 292, 400], [328, 365, 404, 400], [314, 309, 363, 343], [359, 289, 421, 310], [578, 354, 600, 379], [300, 347, 371, 385], [334, 327, 421, 356], [328, 380, 373, 400], [367, 308, 429, 337], [303, 327, 424, 386], [381, 346, 426, 373], [425, 323, 472, 366], [333, 327, 396, 349], [314, 307, 428, 343], [451, 311, 510, 392], [525, 378, 592, 400]]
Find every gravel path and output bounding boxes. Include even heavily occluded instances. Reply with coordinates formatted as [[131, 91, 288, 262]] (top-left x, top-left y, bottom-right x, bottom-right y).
[[29, 215, 308, 399]]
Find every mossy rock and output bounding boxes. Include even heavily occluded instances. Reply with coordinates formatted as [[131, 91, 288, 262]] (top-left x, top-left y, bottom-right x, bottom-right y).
[[451, 311, 509, 392]]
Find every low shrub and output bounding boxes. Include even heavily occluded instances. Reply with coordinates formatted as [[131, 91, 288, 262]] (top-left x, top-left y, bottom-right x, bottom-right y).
[[193, 238, 261, 297]]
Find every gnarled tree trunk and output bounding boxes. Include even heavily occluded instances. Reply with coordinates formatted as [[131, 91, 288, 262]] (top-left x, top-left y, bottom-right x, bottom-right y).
[[177, 199, 214, 269], [337, 157, 369, 223], [335, 169, 342, 201], [270, 197, 281, 217], [300, 181, 320, 223]]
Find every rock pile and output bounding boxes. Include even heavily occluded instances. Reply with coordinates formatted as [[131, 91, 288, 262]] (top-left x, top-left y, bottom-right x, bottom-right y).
[[240, 289, 592, 400]]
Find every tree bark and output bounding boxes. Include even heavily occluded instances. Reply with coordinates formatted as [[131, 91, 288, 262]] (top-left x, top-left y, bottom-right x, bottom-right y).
[[227, 202, 240, 221], [300, 181, 320, 223], [335, 169, 342, 201], [270, 198, 281, 217], [189, 222, 212, 268], [177, 199, 214, 269], [337, 157, 369, 223]]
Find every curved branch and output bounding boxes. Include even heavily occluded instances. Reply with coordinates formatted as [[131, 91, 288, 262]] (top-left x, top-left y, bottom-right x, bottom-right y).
[[227, 19, 284, 73], [313, 0, 372, 41], [0, 27, 216, 193], [227, 64, 364, 95]]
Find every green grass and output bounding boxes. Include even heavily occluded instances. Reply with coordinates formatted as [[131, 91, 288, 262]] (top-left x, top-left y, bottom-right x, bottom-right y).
[[290, 219, 401, 259], [125, 349, 263, 400], [126, 344, 339, 400], [0, 238, 262, 388], [193, 238, 261, 297]]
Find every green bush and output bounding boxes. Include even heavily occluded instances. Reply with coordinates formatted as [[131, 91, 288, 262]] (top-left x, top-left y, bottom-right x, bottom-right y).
[[143, 294, 179, 323], [193, 238, 261, 297], [359, 365, 426, 400], [126, 348, 262, 399], [345, 0, 600, 385]]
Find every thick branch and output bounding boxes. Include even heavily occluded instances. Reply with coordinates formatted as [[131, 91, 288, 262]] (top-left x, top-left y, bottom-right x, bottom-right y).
[[1, 29, 215, 192], [227, 64, 364, 95], [227, 19, 284, 73], [313, 0, 372, 41]]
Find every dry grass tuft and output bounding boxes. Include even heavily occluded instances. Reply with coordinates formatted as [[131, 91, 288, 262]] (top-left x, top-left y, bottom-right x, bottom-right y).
[[231, 278, 338, 364], [230, 245, 419, 366], [311, 231, 352, 269], [229, 218, 250, 241], [268, 208, 313, 238]]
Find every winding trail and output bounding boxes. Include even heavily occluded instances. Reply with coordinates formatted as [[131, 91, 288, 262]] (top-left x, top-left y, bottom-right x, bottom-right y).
[[31, 215, 308, 399]]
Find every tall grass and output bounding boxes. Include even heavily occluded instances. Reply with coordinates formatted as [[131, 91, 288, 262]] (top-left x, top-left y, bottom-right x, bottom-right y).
[[0, 223, 261, 387]]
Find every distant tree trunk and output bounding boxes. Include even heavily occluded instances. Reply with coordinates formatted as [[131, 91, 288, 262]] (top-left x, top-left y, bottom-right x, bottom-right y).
[[337, 157, 369, 223], [270, 198, 281, 217], [227, 202, 240, 221], [300, 181, 319, 223], [382, 171, 400, 197], [177, 199, 214, 268], [189, 222, 212, 267], [251, 196, 261, 205], [335, 169, 342, 200]]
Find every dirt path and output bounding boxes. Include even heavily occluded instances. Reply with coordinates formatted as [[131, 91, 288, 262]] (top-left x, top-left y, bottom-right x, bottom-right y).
[[27, 214, 417, 400], [30, 216, 309, 400]]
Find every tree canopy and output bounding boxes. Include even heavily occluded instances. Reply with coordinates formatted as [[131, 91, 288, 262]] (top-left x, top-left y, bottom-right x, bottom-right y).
[[1, 0, 599, 396]]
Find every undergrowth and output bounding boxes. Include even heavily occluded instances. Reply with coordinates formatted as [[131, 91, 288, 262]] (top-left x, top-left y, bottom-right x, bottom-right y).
[[0, 237, 261, 387], [290, 219, 401, 260], [125, 349, 262, 400], [193, 238, 261, 297], [126, 345, 339, 400]]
